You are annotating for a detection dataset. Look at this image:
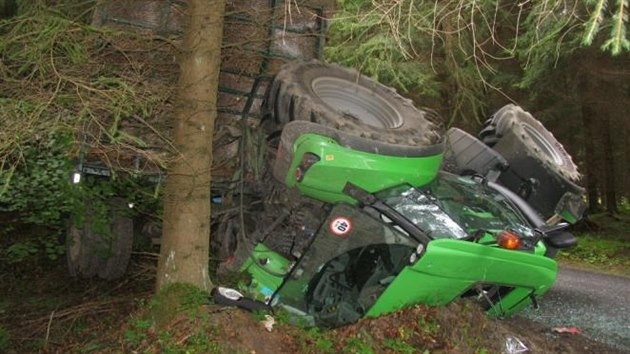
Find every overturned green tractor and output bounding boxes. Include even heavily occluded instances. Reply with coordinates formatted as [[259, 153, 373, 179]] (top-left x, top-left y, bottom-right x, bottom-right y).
[[214, 61, 582, 328]]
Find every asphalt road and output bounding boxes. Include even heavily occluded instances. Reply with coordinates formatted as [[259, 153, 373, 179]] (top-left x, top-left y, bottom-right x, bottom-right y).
[[521, 265, 630, 352]]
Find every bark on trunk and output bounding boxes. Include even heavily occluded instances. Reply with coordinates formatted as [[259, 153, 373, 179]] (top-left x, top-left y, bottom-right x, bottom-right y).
[[599, 68, 626, 214], [156, 0, 226, 291], [625, 112, 630, 202], [579, 76, 601, 213], [601, 112, 618, 214]]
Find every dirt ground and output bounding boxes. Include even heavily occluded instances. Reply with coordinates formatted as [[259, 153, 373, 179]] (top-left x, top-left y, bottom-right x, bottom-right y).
[[0, 257, 624, 354], [122, 301, 626, 354]]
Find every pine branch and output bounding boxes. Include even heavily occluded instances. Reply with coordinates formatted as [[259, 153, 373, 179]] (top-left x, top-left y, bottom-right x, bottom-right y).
[[601, 0, 629, 55], [582, 0, 607, 46]]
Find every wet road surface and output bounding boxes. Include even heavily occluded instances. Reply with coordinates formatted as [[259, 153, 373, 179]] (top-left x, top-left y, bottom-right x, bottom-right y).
[[522, 265, 630, 352]]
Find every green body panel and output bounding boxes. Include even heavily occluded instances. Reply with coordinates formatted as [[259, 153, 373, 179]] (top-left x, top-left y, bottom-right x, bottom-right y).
[[534, 240, 547, 256], [285, 134, 443, 204], [365, 239, 557, 318], [241, 243, 290, 302], [485, 287, 536, 317], [244, 239, 556, 320]]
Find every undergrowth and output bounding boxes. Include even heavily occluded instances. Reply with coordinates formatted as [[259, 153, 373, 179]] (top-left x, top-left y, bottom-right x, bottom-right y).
[[0, 139, 161, 267], [560, 211, 630, 275], [118, 283, 497, 354], [0, 325, 9, 352], [559, 234, 630, 272], [123, 283, 223, 353], [0, 3, 172, 266]]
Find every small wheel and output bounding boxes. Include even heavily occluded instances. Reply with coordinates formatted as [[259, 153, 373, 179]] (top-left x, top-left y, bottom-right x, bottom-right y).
[[479, 104, 584, 219], [66, 198, 133, 280], [492, 105, 579, 181]]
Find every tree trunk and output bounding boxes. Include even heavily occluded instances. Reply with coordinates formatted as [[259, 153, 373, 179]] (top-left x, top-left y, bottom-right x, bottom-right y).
[[625, 110, 630, 203], [602, 58, 629, 214], [601, 111, 618, 214], [156, 0, 226, 291], [579, 76, 601, 213]]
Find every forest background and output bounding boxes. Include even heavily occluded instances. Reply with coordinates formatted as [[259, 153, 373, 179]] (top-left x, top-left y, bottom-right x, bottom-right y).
[[0, 0, 629, 352]]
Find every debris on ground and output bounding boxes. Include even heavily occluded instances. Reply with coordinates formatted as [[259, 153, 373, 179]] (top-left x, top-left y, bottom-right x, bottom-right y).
[[262, 315, 275, 332], [552, 326, 582, 335], [504, 336, 529, 354]]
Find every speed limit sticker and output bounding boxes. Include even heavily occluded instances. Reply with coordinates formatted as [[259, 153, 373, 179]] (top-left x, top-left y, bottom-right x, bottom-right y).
[[330, 217, 352, 237]]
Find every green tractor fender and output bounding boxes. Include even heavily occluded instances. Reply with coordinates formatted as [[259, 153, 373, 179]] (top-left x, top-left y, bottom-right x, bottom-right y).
[[273, 121, 444, 204]]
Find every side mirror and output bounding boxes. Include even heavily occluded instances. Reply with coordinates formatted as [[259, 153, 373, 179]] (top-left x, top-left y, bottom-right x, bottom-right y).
[[543, 230, 578, 249], [535, 223, 577, 249]]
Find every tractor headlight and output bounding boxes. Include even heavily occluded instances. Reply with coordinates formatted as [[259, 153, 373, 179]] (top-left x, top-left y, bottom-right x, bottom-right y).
[[409, 243, 425, 264], [295, 153, 320, 182]]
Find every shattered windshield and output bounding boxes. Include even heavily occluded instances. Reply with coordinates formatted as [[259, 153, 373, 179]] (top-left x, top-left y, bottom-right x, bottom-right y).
[[377, 173, 533, 239]]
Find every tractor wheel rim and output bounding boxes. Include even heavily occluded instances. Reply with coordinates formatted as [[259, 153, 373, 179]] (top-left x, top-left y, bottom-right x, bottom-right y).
[[311, 76, 403, 129], [523, 123, 564, 165]]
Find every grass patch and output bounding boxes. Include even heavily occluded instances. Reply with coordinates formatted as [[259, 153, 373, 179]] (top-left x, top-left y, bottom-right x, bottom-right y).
[[585, 212, 630, 239], [0, 325, 10, 352], [146, 283, 211, 329], [558, 234, 630, 275], [561, 211, 630, 275], [123, 283, 223, 353]]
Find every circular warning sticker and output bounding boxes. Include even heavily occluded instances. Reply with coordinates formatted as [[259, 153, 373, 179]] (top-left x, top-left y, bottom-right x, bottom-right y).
[[329, 217, 352, 237]]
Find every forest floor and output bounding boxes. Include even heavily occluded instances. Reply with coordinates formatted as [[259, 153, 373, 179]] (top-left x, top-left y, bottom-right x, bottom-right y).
[[0, 254, 626, 354]]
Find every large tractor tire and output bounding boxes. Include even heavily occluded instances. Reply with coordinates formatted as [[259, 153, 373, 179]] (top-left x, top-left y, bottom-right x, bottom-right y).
[[479, 104, 584, 220], [263, 60, 442, 147], [66, 198, 133, 280]]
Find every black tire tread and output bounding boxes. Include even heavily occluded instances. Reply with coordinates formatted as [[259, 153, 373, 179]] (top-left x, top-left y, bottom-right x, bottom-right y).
[[263, 60, 442, 147], [478, 104, 584, 219], [492, 104, 580, 182]]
